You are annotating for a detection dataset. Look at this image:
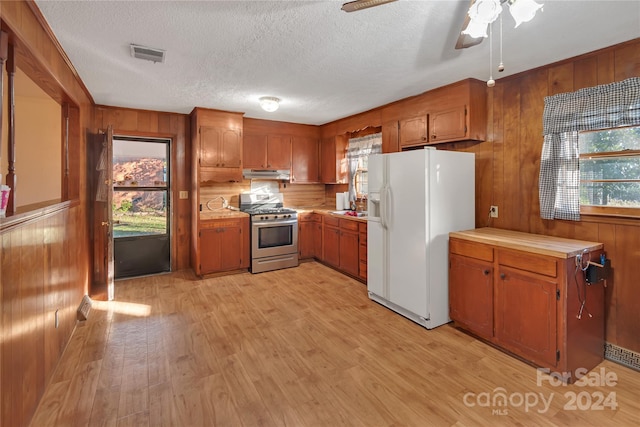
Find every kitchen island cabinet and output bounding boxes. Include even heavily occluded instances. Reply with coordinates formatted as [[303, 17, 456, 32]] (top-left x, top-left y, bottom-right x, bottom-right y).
[[449, 228, 605, 381]]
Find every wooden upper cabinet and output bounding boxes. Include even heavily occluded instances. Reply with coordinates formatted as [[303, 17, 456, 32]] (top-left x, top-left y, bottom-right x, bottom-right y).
[[291, 135, 319, 183], [243, 134, 268, 168], [320, 134, 347, 184], [395, 79, 487, 148], [399, 115, 428, 148], [191, 108, 243, 183], [429, 106, 467, 143], [267, 135, 292, 169], [243, 134, 290, 169], [201, 126, 241, 168], [382, 120, 399, 153]]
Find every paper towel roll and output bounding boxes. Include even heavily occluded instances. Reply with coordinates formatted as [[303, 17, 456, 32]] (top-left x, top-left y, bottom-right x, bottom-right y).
[[336, 193, 344, 210], [343, 192, 350, 209]]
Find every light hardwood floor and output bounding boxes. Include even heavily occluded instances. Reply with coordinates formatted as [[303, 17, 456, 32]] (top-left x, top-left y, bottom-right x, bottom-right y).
[[30, 262, 640, 427]]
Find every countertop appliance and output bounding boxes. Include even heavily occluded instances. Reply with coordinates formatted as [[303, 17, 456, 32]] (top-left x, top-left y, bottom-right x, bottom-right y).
[[367, 147, 475, 329], [240, 193, 298, 273]]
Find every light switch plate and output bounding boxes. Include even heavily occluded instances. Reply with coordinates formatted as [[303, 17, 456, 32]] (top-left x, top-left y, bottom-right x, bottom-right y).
[[179, 191, 189, 199]]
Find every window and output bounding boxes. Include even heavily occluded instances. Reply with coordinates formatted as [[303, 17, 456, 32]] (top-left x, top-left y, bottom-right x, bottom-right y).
[[354, 156, 368, 198], [579, 125, 640, 217], [347, 133, 381, 208]]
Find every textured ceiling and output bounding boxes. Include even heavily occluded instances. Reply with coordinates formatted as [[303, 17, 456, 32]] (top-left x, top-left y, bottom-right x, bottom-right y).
[[35, 0, 640, 126]]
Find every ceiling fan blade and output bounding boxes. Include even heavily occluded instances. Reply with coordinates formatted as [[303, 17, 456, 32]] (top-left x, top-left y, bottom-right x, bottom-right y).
[[455, 0, 485, 49]]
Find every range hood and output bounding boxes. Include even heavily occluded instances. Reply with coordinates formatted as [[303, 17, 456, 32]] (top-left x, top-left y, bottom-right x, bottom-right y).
[[242, 169, 291, 180]]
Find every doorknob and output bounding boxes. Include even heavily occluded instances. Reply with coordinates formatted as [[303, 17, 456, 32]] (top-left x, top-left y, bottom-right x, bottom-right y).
[[101, 221, 110, 226]]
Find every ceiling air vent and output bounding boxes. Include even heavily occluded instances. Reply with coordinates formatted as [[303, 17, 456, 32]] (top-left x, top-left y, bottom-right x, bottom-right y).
[[130, 44, 165, 63], [341, 0, 397, 12]]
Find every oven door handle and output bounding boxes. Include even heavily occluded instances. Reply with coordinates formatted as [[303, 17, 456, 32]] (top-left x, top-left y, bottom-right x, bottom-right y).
[[252, 219, 298, 227]]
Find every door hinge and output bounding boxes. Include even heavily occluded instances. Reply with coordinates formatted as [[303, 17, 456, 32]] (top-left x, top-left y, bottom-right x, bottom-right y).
[[199, 204, 203, 212], [198, 231, 201, 237], [556, 350, 560, 362], [556, 289, 560, 300]]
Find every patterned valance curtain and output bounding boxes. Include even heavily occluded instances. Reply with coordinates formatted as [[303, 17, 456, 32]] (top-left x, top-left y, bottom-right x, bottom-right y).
[[539, 77, 640, 221], [347, 133, 382, 204]]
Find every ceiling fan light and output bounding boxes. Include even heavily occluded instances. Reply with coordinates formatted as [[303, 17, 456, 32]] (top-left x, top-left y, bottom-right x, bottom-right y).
[[468, 0, 502, 24], [462, 18, 490, 38], [259, 96, 280, 112], [509, 0, 543, 28]]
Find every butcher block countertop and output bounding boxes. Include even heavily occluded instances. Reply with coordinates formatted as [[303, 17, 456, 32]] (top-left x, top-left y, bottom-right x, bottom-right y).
[[449, 227, 603, 258], [200, 209, 249, 221], [298, 208, 368, 223]]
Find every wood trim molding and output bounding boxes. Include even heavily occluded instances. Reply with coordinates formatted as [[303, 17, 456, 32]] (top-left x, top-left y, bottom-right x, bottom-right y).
[[24, 0, 95, 105], [0, 199, 71, 233]]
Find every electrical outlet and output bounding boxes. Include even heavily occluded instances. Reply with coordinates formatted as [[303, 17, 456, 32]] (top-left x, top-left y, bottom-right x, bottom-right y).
[[490, 205, 499, 218], [179, 191, 189, 199]]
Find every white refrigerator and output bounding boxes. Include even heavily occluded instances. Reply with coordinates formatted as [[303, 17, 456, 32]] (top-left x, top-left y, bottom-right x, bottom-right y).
[[367, 147, 475, 329]]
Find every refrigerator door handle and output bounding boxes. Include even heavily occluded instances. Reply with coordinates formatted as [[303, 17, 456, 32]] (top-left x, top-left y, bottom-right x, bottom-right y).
[[384, 184, 392, 229], [380, 185, 388, 229]]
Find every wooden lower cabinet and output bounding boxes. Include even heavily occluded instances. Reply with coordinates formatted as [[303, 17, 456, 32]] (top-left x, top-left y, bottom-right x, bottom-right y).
[[312, 215, 322, 259], [449, 228, 605, 382], [339, 219, 359, 277], [311, 214, 366, 281], [358, 222, 367, 280], [449, 253, 493, 340], [495, 265, 558, 367], [322, 218, 341, 268], [198, 217, 249, 275], [298, 213, 316, 259]]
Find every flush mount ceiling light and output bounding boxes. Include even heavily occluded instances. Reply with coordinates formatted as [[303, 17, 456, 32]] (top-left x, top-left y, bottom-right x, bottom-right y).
[[259, 96, 280, 112], [341, 0, 397, 13]]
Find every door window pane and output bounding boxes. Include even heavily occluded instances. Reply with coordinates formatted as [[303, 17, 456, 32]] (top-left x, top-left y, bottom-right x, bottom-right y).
[[113, 139, 167, 187], [113, 190, 167, 237]]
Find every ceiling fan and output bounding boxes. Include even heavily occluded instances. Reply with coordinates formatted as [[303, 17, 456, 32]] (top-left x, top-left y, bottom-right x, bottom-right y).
[[455, 0, 543, 49]]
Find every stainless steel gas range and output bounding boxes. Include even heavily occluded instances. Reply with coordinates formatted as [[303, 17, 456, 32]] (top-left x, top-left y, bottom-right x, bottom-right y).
[[239, 193, 298, 273]]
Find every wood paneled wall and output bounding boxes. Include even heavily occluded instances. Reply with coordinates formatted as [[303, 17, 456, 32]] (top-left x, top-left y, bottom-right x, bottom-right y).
[[1, 204, 85, 427], [94, 106, 191, 271], [1, 2, 93, 426], [320, 39, 640, 354], [488, 39, 640, 353]]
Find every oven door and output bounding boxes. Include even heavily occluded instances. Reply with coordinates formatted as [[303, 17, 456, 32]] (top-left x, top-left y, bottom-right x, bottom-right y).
[[251, 218, 298, 259]]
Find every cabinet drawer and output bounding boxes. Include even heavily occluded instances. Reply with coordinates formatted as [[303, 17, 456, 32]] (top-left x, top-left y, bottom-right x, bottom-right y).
[[498, 250, 557, 278], [298, 212, 313, 222], [324, 215, 340, 227], [450, 238, 493, 262], [340, 219, 359, 231], [200, 219, 240, 229]]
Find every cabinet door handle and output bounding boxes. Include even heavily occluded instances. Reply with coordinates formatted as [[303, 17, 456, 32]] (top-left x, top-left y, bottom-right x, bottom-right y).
[[500, 273, 506, 279], [422, 136, 427, 141], [267, 164, 271, 168], [483, 269, 490, 275], [431, 135, 436, 139], [221, 163, 225, 167]]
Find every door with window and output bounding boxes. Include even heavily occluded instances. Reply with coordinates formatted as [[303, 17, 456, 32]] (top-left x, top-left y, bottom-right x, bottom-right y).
[[112, 137, 171, 278]]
